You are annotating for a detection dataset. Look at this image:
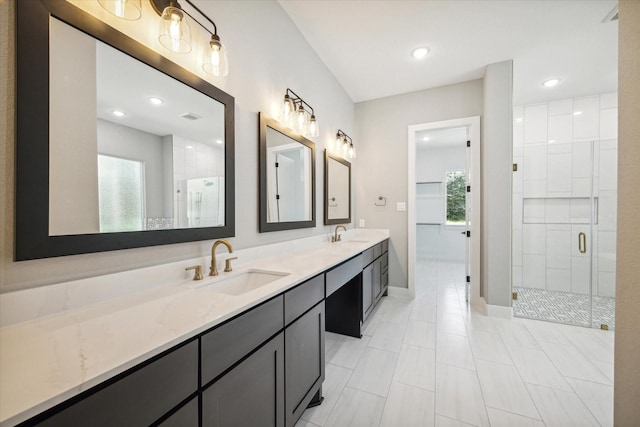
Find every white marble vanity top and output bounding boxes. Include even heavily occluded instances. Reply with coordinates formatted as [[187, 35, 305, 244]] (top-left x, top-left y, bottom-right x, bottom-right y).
[[0, 229, 389, 426]]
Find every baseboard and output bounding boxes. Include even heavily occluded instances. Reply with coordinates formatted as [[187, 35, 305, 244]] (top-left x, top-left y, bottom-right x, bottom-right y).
[[486, 303, 513, 319], [386, 286, 412, 299]]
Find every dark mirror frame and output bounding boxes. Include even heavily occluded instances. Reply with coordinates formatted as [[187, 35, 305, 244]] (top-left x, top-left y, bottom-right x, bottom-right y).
[[15, 0, 235, 261], [258, 113, 316, 232], [324, 150, 352, 225]]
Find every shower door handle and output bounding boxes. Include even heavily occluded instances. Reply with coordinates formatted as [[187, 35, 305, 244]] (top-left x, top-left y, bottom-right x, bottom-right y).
[[578, 232, 587, 254]]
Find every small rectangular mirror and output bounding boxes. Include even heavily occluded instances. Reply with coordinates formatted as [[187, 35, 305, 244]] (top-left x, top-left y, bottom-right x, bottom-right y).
[[324, 150, 351, 225], [259, 113, 316, 232]]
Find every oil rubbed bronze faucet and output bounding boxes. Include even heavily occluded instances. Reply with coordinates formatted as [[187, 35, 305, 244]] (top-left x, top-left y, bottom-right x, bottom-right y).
[[332, 225, 347, 242], [210, 239, 237, 276]]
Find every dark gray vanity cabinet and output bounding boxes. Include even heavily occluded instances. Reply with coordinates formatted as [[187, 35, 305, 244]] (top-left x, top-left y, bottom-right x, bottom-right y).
[[362, 239, 389, 323], [202, 333, 285, 427], [201, 296, 285, 427], [283, 274, 325, 427], [25, 340, 199, 427]]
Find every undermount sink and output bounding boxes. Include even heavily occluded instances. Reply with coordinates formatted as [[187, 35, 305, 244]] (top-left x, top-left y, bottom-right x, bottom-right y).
[[197, 269, 290, 295]]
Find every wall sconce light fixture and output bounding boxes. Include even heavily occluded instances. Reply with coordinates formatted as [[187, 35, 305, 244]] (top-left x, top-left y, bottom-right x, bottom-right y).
[[335, 129, 356, 159], [281, 88, 319, 137], [99, 0, 229, 76]]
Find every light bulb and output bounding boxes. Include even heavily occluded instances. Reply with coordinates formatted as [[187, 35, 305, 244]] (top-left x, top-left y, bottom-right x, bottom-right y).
[[159, 6, 191, 53], [202, 35, 229, 77], [342, 137, 349, 152], [296, 105, 306, 131], [335, 133, 342, 151], [308, 115, 318, 137], [348, 143, 354, 158]]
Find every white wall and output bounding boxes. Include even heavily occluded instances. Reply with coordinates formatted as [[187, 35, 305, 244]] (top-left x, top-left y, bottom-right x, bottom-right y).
[[513, 93, 618, 298], [481, 60, 513, 308], [614, 1, 640, 422], [416, 145, 466, 261], [1, 0, 354, 292], [355, 80, 483, 288]]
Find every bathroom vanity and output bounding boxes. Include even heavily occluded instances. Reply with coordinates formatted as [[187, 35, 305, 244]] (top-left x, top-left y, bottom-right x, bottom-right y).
[[0, 231, 389, 427]]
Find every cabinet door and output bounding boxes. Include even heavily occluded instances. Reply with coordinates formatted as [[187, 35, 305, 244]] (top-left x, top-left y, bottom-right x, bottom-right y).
[[202, 333, 285, 427], [362, 263, 373, 321], [373, 257, 382, 300], [285, 302, 325, 427]]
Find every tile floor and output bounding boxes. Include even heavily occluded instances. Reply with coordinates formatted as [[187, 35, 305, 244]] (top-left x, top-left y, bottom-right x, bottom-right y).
[[512, 286, 616, 330], [296, 259, 614, 427]]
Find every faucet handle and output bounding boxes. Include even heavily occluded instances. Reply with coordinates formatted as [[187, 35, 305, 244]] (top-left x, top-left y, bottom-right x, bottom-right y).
[[185, 265, 204, 280], [224, 256, 238, 273], [337, 234, 342, 241]]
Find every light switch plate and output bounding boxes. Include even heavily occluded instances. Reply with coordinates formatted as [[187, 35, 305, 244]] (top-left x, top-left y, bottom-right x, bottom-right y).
[[397, 202, 406, 211], [359, 219, 365, 227]]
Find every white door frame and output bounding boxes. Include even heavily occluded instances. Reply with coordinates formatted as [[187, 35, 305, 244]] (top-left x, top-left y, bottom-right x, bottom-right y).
[[408, 116, 481, 305]]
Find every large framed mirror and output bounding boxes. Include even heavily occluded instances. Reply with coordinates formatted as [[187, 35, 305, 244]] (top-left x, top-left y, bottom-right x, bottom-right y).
[[259, 113, 316, 232], [324, 150, 351, 225], [15, 0, 235, 260]]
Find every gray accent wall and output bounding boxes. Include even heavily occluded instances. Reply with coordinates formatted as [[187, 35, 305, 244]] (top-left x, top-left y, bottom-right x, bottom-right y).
[[1, 0, 354, 292], [354, 80, 483, 289], [481, 60, 513, 307]]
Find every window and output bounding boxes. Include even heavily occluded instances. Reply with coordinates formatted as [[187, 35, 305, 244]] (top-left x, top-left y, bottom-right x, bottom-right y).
[[446, 170, 466, 225], [98, 154, 145, 232]]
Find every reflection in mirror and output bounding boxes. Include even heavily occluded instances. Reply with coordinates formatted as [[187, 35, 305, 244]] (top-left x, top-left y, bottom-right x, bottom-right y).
[[49, 17, 225, 235], [15, 0, 235, 260], [324, 150, 351, 225], [259, 113, 316, 232]]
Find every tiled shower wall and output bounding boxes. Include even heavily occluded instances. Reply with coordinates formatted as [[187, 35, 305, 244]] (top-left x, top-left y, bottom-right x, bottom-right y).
[[513, 93, 618, 298]]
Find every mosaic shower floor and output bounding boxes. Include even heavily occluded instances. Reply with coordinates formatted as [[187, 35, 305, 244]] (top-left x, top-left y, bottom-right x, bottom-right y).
[[513, 287, 616, 330]]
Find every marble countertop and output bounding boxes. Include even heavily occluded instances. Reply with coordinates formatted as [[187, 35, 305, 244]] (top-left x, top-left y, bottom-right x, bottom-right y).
[[0, 229, 389, 426]]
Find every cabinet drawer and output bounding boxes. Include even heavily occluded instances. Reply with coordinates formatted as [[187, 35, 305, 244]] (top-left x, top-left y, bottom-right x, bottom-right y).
[[34, 340, 198, 427], [362, 247, 374, 266], [381, 252, 388, 273], [201, 296, 284, 385], [381, 239, 388, 253], [159, 396, 198, 427], [284, 274, 324, 326], [326, 254, 363, 297], [373, 242, 383, 259]]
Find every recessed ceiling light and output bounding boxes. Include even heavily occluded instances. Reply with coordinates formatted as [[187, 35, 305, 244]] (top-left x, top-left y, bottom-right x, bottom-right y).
[[421, 136, 430, 141], [411, 47, 430, 59], [216, 139, 223, 145], [515, 118, 523, 123], [149, 97, 164, 105], [573, 111, 583, 116], [542, 78, 561, 88], [548, 139, 556, 143], [186, 145, 193, 149], [112, 109, 125, 117]]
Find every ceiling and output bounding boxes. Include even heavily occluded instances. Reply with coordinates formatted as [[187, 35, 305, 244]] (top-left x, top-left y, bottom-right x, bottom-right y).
[[278, 0, 618, 105]]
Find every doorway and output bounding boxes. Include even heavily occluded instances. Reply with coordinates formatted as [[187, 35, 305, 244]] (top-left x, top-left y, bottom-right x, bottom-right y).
[[408, 117, 481, 304]]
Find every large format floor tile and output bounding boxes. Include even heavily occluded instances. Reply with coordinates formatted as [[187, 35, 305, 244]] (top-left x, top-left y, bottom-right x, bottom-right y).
[[347, 347, 398, 397], [435, 363, 489, 427], [475, 359, 541, 419], [526, 383, 600, 426], [297, 260, 614, 427], [379, 382, 435, 427]]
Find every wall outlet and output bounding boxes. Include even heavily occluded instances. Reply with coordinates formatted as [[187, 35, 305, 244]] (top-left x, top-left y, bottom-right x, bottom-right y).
[[359, 219, 365, 227], [397, 202, 406, 211]]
